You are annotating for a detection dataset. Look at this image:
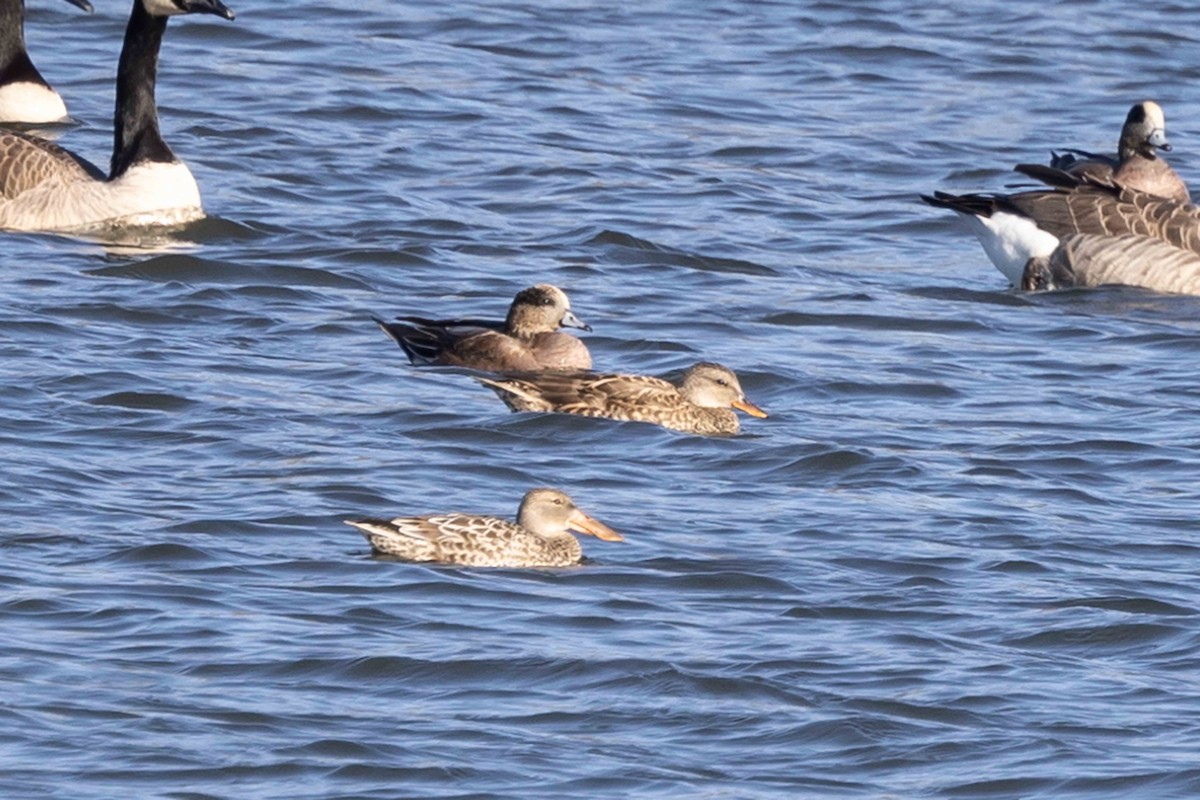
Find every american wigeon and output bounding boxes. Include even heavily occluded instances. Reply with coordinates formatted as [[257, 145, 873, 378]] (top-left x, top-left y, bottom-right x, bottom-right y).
[[1050, 101, 1189, 203], [375, 283, 592, 372]]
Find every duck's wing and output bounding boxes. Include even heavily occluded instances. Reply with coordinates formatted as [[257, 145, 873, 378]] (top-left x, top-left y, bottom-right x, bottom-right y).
[[479, 371, 679, 416], [1049, 148, 1116, 174], [373, 315, 502, 366], [346, 514, 527, 565]]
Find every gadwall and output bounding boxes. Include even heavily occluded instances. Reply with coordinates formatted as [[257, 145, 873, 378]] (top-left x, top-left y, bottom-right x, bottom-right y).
[[374, 283, 592, 372], [346, 487, 624, 568], [478, 361, 768, 436]]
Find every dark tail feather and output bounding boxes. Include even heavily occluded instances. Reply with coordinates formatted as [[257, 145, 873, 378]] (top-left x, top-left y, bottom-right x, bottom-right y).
[[1012, 163, 1085, 189], [920, 190, 1002, 218], [921, 191, 964, 210], [1048, 148, 1106, 171], [370, 316, 436, 365]]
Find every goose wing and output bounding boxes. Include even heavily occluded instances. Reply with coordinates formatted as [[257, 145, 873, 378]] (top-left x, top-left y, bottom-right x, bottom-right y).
[[1026, 233, 1200, 295], [1009, 165, 1200, 247], [0, 130, 103, 200]]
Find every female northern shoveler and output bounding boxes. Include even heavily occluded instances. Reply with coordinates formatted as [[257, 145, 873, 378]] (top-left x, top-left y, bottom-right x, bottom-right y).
[[346, 487, 623, 568]]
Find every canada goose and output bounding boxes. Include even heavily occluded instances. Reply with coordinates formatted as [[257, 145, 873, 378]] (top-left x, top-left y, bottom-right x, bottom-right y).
[[478, 361, 769, 436], [0, 0, 93, 124], [1049, 101, 1189, 203], [346, 487, 625, 568], [374, 284, 593, 372], [0, 0, 235, 232], [923, 165, 1200, 295]]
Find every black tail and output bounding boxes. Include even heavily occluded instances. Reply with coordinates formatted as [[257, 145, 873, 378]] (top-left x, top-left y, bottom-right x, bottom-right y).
[[920, 191, 1004, 218], [370, 316, 436, 365], [1012, 163, 1086, 189]]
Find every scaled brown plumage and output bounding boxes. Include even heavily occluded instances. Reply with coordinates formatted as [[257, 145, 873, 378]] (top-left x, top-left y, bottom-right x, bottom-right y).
[[478, 361, 768, 436], [346, 487, 624, 568]]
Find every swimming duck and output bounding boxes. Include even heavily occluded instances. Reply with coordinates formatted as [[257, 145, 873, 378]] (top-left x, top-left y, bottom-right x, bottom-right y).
[[0, 0, 236, 232], [478, 361, 768, 436], [0, 0, 93, 124], [374, 283, 592, 372], [923, 164, 1200, 295], [1049, 101, 1189, 203], [346, 487, 624, 568]]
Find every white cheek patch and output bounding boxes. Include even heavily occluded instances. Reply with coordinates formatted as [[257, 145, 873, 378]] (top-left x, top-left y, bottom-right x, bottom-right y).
[[141, 0, 186, 16]]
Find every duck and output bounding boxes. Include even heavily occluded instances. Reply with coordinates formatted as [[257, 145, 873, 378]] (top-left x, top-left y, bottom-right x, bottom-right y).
[[346, 487, 625, 568], [374, 283, 593, 372], [0, 0, 93, 124], [0, 0, 235, 233], [478, 361, 768, 436], [922, 164, 1200, 295], [1048, 101, 1189, 203]]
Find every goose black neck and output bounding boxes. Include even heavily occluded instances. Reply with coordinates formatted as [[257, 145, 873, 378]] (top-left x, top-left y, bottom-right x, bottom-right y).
[[0, 1, 47, 88], [110, 0, 175, 179]]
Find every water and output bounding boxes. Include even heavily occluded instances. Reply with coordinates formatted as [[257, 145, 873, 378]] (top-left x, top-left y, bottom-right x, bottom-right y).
[[4, 0, 1200, 797]]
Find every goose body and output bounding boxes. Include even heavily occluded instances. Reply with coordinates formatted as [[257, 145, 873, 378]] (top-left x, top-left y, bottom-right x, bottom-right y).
[[0, 0, 234, 232], [923, 165, 1200, 295], [347, 487, 624, 568], [0, 0, 92, 125], [1049, 101, 1189, 203], [375, 284, 592, 372], [479, 361, 768, 436], [0, 133, 199, 229]]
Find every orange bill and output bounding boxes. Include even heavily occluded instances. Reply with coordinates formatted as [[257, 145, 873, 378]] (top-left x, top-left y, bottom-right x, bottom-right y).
[[732, 397, 768, 418], [567, 508, 625, 542]]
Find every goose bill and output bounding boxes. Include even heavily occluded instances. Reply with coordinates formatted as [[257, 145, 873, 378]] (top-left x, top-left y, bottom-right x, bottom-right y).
[[567, 509, 624, 542], [180, 0, 236, 20], [732, 398, 768, 418]]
